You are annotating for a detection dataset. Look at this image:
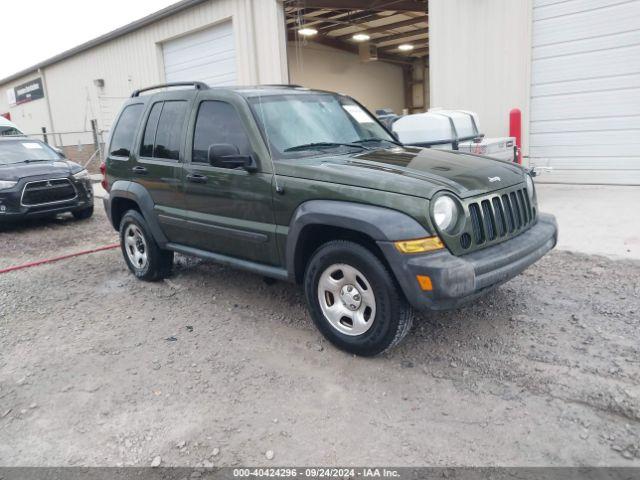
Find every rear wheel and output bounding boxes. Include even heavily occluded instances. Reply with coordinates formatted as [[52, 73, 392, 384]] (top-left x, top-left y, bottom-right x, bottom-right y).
[[304, 240, 413, 356], [119, 210, 173, 281], [72, 205, 94, 220]]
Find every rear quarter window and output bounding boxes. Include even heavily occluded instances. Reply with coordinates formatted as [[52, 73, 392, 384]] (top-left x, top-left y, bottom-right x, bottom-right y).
[[109, 104, 144, 158]]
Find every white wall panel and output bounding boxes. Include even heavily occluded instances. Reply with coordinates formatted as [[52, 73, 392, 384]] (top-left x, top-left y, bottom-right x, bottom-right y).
[[287, 42, 405, 115], [163, 21, 236, 86], [429, 0, 534, 153], [0, 76, 52, 140], [530, 0, 640, 184], [532, 0, 640, 45], [0, 0, 288, 146]]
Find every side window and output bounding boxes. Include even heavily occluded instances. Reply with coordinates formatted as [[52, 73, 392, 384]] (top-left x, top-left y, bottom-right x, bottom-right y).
[[192, 101, 252, 165], [140, 102, 163, 157], [109, 104, 144, 158], [153, 101, 187, 161]]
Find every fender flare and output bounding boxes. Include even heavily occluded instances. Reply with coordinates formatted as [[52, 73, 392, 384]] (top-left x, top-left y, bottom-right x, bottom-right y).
[[285, 200, 432, 280], [107, 181, 169, 247]]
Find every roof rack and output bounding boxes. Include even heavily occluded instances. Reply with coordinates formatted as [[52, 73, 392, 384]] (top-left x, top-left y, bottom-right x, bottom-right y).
[[259, 84, 303, 88], [131, 81, 209, 97]]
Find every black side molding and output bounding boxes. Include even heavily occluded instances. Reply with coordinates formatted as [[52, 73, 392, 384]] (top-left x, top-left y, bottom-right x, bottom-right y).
[[166, 243, 288, 281], [107, 181, 169, 247], [285, 200, 433, 281]]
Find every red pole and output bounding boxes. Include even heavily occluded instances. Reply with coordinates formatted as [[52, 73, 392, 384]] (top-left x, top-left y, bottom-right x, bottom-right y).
[[509, 108, 522, 164], [0, 244, 119, 275]]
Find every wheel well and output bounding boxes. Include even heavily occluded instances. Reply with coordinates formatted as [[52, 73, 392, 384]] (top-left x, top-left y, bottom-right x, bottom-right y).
[[293, 224, 391, 284], [110, 197, 141, 231]]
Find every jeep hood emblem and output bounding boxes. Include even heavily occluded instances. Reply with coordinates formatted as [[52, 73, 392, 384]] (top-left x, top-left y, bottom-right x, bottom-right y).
[[488, 176, 501, 183]]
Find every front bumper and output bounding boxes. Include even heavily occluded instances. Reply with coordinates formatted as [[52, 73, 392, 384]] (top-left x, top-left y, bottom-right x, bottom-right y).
[[0, 176, 93, 221], [379, 213, 558, 311]]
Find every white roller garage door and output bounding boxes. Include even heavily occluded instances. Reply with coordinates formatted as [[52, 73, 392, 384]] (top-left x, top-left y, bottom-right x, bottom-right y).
[[163, 22, 236, 87], [530, 0, 640, 184]]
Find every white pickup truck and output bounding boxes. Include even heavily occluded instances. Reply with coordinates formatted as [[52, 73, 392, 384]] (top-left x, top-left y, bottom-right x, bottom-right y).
[[0, 116, 24, 137], [390, 109, 517, 162]]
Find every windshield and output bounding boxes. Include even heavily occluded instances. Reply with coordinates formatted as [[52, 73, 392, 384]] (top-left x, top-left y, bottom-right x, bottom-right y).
[[248, 93, 397, 159], [0, 139, 61, 165]]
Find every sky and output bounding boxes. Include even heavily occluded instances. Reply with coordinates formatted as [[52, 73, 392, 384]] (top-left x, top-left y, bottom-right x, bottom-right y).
[[0, 0, 178, 79]]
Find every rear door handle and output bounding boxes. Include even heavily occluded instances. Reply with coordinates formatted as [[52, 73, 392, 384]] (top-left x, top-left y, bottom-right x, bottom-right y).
[[132, 166, 148, 175], [186, 173, 208, 184]]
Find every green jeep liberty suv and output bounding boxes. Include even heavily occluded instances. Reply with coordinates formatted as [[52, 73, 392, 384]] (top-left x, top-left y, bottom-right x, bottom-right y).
[[103, 82, 557, 356]]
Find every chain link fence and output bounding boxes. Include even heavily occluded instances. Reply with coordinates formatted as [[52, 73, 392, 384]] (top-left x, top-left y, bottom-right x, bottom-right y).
[[22, 122, 107, 173]]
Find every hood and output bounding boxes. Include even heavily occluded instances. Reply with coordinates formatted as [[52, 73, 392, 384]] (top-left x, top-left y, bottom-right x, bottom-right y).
[[0, 160, 82, 182], [276, 146, 526, 199]]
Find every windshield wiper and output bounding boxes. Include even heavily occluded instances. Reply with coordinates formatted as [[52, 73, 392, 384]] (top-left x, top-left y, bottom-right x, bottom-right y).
[[353, 137, 404, 147], [8, 159, 53, 165], [284, 142, 368, 152]]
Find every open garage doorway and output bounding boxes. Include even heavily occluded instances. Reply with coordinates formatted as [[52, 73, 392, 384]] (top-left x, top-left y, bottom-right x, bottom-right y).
[[284, 0, 428, 118]]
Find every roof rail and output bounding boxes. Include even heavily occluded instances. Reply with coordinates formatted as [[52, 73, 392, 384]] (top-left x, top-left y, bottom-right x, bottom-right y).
[[131, 81, 209, 97], [260, 84, 303, 88]]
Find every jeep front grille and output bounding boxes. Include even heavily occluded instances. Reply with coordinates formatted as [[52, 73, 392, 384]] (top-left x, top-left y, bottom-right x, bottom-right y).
[[465, 187, 535, 251], [21, 178, 77, 206]]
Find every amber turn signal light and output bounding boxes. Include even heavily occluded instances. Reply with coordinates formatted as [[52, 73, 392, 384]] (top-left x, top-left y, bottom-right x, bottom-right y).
[[416, 275, 433, 291], [394, 236, 444, 254]]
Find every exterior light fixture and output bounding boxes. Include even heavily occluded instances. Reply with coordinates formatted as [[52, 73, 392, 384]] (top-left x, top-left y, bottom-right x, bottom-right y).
[[298, 27, 318, 36], [398, 44, 414, 51], [352, 33, 371, 42]]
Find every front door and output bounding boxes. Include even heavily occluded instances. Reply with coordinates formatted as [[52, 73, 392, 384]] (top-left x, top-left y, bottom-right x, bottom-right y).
[[181, 98, 278, 265]]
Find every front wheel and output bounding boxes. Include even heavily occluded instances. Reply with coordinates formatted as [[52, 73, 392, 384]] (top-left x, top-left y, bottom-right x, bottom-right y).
[[72, 205, 94, 220], [119, 210, 173, 281], [304, 240, 413, 356]]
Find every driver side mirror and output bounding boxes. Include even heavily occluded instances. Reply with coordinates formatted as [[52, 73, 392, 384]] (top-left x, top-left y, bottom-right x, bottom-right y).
[[208, 143, 256, 172]]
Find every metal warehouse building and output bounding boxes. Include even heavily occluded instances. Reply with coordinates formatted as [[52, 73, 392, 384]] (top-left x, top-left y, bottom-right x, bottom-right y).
[[1, 0, 638, 184]]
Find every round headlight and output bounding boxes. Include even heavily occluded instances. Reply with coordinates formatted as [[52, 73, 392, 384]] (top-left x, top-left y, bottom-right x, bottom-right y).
[[433, 195, 458, 232], [525, 174, 535, 200]]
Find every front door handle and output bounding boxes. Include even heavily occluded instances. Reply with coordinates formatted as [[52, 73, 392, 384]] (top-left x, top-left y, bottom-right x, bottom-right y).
[[186, 173, 208, 184], [132, 166, 148, 175]]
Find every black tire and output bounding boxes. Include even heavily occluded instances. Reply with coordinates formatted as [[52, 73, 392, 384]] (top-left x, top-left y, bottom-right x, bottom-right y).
[[304, 240, 414, 356], [119, 210, 173, 281], [72, 205, 94, 220]]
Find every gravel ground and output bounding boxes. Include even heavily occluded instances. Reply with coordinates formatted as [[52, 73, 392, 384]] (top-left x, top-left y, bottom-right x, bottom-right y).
[[0, 208, 117, 270], [0, 208, 639, 467]]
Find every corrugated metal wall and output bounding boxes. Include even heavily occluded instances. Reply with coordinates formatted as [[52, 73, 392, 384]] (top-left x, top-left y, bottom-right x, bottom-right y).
[[0, 0, 288, 147], [529, 0, 640, 185]]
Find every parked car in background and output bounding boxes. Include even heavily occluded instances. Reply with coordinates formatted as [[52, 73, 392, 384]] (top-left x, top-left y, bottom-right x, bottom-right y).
[[0, 116, 24, 137], [0, 137, 94, 221], [103, 83, 556, 356], [388, 109, 517, 162]]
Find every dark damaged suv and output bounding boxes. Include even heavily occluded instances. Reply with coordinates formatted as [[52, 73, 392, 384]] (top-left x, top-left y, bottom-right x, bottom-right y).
[[103, 83, 557, 356]]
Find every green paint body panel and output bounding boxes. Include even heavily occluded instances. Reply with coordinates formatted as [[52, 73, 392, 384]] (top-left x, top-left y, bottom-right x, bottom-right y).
[[104, 86, 534, 273]]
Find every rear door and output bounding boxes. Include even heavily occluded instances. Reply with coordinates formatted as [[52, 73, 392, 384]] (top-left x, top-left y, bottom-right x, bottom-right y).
[[133, 91, 193, 244], [180, 92, 278, 265]]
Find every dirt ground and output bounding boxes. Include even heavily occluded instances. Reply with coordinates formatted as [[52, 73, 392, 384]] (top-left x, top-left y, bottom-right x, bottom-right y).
[[1, 207, 639, 467]]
